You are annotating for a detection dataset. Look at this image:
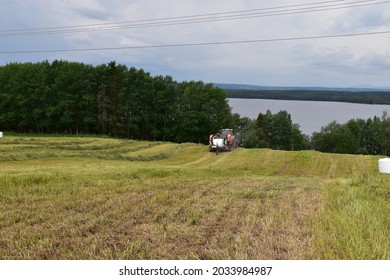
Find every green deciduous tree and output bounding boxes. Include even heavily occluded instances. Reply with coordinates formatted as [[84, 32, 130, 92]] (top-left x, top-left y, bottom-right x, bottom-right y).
[[239, 110, 306, 150], [311, 112, 390, 156]]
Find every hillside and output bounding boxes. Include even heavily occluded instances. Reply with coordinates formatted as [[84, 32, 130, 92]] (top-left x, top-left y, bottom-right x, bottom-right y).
[[1, 136, 389, 259], [0, 135, 379, 177], [215, 83, 390, 105], [215, 83, 390, 92]]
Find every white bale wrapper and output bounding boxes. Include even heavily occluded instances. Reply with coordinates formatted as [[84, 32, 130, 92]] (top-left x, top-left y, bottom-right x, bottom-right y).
[[378, 158, 390, 174], [213, 138, 224, 148]]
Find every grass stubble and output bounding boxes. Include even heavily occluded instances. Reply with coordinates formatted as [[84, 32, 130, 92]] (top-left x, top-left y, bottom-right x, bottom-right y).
[[0, 136, 389, 259]]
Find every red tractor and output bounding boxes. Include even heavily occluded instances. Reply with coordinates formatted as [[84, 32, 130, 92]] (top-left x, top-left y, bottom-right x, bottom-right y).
[[209, 129, 238, 154]]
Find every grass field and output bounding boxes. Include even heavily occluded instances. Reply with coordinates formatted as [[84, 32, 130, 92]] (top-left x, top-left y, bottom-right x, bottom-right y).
[[1, 135, 389, 260]]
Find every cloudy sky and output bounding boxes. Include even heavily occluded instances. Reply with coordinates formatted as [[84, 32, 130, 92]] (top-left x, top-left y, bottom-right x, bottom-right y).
[[1, 0, 390, 88]]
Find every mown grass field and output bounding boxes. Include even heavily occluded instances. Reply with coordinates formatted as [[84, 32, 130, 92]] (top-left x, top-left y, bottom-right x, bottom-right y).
[[1, 135, 390, 260]]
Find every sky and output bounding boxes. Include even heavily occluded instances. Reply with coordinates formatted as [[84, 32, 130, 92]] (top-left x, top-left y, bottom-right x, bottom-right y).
[[1, 0, 390, 88]]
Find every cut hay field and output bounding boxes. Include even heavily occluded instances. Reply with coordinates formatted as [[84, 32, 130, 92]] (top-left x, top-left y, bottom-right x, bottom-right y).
[[1, 135, 390, 260]]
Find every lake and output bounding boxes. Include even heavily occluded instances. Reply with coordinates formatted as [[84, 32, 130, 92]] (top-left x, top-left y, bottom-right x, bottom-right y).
[[228, 98, 390, 135]]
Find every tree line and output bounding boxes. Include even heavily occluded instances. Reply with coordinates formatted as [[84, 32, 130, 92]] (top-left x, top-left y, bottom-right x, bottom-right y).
[[237, 110, 390, 156], [311, 113, 390, 156], [226, 89, 390, 105], [0, 60, 232, 144]]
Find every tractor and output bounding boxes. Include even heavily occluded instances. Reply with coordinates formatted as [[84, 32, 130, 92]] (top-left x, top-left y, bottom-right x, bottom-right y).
[[209, 128, 237, 154]]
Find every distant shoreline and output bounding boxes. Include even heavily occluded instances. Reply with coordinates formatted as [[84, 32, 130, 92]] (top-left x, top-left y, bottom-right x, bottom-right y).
[[224, 89, 390, 105]]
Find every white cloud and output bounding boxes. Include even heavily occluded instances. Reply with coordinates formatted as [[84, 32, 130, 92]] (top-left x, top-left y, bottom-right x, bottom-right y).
[[1, 0, 390, 87]]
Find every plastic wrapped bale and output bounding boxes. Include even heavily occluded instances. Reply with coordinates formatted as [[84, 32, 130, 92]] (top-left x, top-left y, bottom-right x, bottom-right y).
[[378, 158, 390, 174]]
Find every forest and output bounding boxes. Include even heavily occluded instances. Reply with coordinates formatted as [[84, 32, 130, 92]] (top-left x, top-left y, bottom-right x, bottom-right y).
[[1, 60, 390, 156], [0, 60, 232, 144]]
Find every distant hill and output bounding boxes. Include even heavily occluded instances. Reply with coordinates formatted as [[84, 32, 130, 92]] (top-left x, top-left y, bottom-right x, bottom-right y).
[[214, 83, 390, 105], [214, 83, 390, 92]]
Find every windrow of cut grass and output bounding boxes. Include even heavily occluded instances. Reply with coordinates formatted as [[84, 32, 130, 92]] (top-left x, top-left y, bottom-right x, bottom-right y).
[[0, 136, 380, 178], [0, 135, 389, 259], [0, 136, 183, 162], [162, 146, 380, 179]]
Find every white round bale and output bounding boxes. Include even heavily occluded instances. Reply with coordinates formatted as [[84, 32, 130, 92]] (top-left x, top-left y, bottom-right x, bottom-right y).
[[378, 158, 390, 174], [214, 138, 224, 148]]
